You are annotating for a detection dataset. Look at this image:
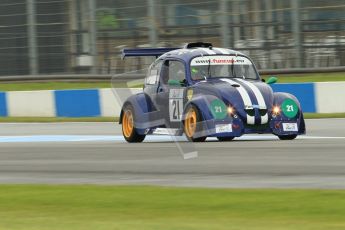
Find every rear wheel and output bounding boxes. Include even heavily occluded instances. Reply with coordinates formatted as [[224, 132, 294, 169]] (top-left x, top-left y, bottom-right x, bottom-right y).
[[278, 134, 297, 140], [217, 136, 234, 142], [122, 105, 145, 143], [184, 105, 206, 142]]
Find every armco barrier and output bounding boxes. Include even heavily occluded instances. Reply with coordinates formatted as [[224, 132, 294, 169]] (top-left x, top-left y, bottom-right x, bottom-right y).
[[0, 82, 344, 117]]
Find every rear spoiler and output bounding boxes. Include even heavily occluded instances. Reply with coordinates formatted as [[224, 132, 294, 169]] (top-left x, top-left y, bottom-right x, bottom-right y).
[[121, 47, 180, 59]]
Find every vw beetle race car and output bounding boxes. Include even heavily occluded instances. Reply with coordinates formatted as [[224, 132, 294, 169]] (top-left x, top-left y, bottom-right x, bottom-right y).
[[120, 42, 305, 142]]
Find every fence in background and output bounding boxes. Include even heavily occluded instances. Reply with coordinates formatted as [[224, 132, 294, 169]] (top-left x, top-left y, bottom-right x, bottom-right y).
[[0, 0, 345, 77], [1, 82, 345, 117]]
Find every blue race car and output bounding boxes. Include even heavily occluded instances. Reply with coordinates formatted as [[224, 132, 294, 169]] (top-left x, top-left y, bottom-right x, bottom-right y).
[[120, 42, 305, 142]]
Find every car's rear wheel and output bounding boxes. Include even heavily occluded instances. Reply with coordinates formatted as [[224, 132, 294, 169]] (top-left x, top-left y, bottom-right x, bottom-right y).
[[122, 105, 145, 143], [278, 134, 297, 140], [184, 105, 206, 142], [217, 136, 235, 141]]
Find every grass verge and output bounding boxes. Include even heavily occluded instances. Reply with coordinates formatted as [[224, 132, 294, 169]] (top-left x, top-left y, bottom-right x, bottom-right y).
[[0, 72, 344, 91], [262, 72, 345, 83], [304, 113, 345, 119], [0, 113, 344, 122], [0, 185, 345, 230], [0, 81, 127, 91]]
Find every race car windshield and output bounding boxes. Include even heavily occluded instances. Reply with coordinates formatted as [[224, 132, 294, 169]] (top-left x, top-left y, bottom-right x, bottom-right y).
[[190, 55, 258, 81]]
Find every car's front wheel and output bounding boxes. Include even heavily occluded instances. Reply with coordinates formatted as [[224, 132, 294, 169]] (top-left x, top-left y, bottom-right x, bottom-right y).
[[184, 105, 206, 142], [278, 134, 297, 140], [121, 104, 145, 143]]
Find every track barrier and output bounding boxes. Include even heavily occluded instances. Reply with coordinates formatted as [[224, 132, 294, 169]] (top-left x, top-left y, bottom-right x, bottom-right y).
[[0, 82, 344, 117]]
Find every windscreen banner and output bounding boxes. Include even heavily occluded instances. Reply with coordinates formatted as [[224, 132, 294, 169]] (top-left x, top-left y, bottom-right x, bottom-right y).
[[191, 56, 252, 66]]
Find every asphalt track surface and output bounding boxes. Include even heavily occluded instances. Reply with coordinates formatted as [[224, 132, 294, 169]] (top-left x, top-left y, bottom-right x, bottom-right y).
[[0, 119, 345, 189]]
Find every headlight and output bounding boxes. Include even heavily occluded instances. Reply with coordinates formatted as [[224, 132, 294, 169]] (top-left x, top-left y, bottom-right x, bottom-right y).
[[272, 106, 281, 116], [227, 106, 236, 116]]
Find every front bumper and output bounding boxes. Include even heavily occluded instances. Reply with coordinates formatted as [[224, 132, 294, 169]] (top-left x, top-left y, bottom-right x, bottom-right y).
[[203, 115, 305, 138]]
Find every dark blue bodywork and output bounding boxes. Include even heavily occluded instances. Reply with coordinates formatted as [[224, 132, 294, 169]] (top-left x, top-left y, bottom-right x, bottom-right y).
[[119, 43, 306, 139]]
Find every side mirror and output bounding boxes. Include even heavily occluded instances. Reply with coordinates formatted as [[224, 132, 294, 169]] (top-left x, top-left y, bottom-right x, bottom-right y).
[[168, 79, 182, 86], [266, 76, 278, 85]]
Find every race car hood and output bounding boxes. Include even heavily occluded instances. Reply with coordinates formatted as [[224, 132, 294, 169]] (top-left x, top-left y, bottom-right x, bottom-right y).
[[193, 78, 274, 125]]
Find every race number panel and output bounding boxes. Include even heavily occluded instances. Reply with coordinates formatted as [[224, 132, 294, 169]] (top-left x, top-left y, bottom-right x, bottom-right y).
[[169, 89, 184, 122]]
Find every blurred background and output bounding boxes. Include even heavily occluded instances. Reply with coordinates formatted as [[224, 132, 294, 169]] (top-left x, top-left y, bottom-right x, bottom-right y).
[[0, 0, 344, 77]]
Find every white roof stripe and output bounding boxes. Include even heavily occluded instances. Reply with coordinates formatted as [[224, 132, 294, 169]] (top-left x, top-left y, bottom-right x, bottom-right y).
[[213, 48, 230, 55], [199, 47, 217, 55]]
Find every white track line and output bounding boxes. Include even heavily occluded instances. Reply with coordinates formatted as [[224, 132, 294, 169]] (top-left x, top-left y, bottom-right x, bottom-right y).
[[0, 135, 344, 143]]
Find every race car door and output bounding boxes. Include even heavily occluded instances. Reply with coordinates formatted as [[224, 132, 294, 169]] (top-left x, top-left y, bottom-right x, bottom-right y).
[[156, 59, 186, 128]]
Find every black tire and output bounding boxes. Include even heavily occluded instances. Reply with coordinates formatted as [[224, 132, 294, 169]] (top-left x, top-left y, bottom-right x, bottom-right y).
[[278, 134, 297, 140], [121, 104, 146, 143], [184, 105, 207, 142], [217, 136, 235, 142]]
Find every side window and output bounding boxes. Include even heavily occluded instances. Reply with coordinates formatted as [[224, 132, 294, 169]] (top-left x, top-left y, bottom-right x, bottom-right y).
[[160, 60, 186, 86], [169, 61, 186, 82], [145, 60, 162, 85]]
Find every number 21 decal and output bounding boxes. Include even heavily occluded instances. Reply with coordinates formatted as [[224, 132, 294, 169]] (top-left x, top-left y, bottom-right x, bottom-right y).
[[172, 100, 180, 120], [169, 99, 183, 121], [286, 105, 294, 112], [169, 89, 184, 122]]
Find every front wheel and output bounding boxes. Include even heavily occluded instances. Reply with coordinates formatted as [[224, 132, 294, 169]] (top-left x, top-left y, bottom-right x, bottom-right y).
[[278, 134, 297, 140], [184, 105, 206, 142], [121, 104, 145, 143]]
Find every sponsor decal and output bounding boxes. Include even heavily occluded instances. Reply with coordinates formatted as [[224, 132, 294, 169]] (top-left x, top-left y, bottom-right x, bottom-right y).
[[215, 124, 232, 133], [169, 89, 184, 122], [282, 123, 298, 132], [191, 55, 252, 66], [245, 104, 265, 109], [187, 89, 193, 101], [281, 99, 298, 118], [210, 99, 227, 120]]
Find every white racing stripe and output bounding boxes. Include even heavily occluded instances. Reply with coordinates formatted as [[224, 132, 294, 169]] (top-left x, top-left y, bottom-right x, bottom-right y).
[[213, 48, 230, 54], [236, 79, 268, 124], [221, 78, 255, 124], [199, 47, 217, 55], [1, 135, 344, 143]]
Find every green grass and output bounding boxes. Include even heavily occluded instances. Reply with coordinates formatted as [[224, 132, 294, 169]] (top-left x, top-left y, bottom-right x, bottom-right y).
[[262, 72, 345, 83], [0, 81, 128, 91], [0, 72, 344, 91], [304, 113, 345, 119], [0, 185, 345, 230]]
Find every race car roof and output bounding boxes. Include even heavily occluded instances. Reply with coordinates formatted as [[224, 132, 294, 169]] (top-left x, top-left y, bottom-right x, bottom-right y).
[[159, 47, 246, 63], [122, 42, 246, 63]]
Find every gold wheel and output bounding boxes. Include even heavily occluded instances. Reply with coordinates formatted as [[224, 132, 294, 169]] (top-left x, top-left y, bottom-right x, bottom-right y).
[[184, 107, 197, 138], [122, 109, 134, 138]]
